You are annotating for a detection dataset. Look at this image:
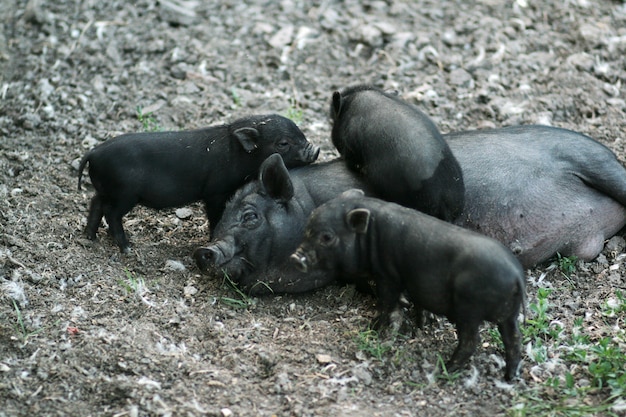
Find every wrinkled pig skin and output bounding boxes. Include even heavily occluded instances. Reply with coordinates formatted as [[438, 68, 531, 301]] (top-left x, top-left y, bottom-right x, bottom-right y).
[[330, 85, 465, 221], [196, 125, 626, 294], [449, 125, 626, 268], [193, 154, 375, 294], [78, 114, 319, 252], [291, 190, 525, 381]]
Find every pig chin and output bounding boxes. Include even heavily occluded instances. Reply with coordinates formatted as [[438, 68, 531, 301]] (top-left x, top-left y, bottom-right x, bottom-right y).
[[210, 257, 255, 283]]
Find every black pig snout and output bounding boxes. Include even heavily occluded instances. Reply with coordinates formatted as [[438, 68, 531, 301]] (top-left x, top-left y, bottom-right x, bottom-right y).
[[194, 238, 236, 271], [193, 247, 220, 270], [302, 143, 320, 164], [290, 248, 313, 273]]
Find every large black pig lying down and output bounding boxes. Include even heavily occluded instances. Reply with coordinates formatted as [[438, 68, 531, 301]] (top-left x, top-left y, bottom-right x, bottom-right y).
[[195, 125, 626, 294], [290, 190, 526, 381], [77, 114, 319, 252]]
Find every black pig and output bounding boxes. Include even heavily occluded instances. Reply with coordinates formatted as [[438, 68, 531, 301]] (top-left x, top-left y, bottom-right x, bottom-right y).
[[291, 190, 525, 381], [330, 85, 464, 221], [78, 114, 319, 252], [193, 154, 375, 294]]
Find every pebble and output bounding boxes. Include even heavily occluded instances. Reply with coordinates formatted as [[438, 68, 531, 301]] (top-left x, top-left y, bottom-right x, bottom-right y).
[[315, 353, 333, 364], [175, 208, 193, 219], [605, 236, 626, 254], [273, 372, 292, 393], [358, 24, 383, 47], [448, 68, 473, 88], [81, 134, 99, 149], [159, 0, 197, 27], [579, 22, 611, 46], [183, 285, 197, 296], [351, 364, 372, 385], [566, 52, 594, 72], [165, 260, 186, 271], [38, 78, 54, 100], [269, 25, 294, 49]]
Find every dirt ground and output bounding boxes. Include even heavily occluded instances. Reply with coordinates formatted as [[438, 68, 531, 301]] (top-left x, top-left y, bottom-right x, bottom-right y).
[[1, 0, 626, 416]]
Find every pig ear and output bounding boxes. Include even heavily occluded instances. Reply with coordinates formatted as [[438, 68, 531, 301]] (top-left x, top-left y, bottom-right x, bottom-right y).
[[234, 127, 260, 153], [340, 189, 365, 199], [259, 154, 294, 203], [331, 91, 343, 119], [346, 208, 371, 234]]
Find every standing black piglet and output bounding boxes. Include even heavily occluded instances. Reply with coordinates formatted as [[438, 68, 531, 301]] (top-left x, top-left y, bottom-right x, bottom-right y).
[[330, 85, 464, 221], [291, 190, 525, 381], [78, 114, 319, 252]]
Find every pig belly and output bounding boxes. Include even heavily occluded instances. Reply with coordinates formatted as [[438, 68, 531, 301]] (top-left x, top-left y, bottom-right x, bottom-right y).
[[456, 186, 626, 268]]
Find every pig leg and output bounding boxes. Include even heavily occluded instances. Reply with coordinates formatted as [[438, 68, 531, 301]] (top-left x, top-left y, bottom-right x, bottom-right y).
[[204, 194, 229, 232], [413, 305, 426, 328], [85, 195, 104, 239], [498, 316, 522, 381], [102, 199, 135, 252], [371, 279, 402, 332], [445, 319, 480, 375]]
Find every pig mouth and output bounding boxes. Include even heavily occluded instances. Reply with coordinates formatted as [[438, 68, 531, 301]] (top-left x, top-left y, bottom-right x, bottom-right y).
[[289, 248, 316, 273], [300, 144, 320, 164]]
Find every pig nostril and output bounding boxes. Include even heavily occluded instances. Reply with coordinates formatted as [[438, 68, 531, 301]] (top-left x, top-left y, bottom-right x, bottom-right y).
[[194, 248, 215, 264]]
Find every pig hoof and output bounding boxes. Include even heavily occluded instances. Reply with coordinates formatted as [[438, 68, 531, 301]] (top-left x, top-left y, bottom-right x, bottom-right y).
[[504, 363, 521, 382], [369, 316, 388, 333], [442, 361, 461, 377]]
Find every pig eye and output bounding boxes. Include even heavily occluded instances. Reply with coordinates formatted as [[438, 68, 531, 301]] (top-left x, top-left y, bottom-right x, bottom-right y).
[[242, 210, 259, 225], [276, 139, 290, 150], [318, 231, 335, 246]]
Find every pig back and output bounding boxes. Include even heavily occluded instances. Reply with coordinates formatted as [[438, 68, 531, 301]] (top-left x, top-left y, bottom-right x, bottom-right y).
[[291, 159, 375, 206]]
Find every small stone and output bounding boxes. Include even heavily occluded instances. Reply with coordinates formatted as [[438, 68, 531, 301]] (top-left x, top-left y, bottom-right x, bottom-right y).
[[374, 21, 397, 36], [71, 157, 82, 171], [183, 285, 197, 296], [607, 98, 625, 109], [448, 68, 473, 88], [605, 236, 626, 254], [175, 208, 193, 219], [358, 24, 383, 47], [533, 111, 553, 126], [567, 52, 594, 72], [81, 134, 99, 149], [160, 0, 198, 27], [170, 63, 188, 80], [220, 408, 233, 417], [316, 353, 333, 364], [351, 364, 372, 385], [274, 372, 292, 393], [579, 22, 610, 46], [165, 260, 186, 271], [38, 78, 54, 100], [268, 25, 294, 49]]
